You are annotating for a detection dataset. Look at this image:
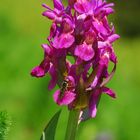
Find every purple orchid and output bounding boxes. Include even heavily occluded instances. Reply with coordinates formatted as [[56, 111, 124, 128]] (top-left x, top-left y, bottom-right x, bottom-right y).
[[31, 0, 119, 120]]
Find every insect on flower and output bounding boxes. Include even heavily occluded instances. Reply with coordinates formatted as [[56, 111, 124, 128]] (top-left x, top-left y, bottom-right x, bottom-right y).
[[59, 79, 69, 99]]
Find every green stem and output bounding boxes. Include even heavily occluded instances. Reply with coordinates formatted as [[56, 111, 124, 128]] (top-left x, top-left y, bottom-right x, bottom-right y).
[[64, 109, 80, 140]]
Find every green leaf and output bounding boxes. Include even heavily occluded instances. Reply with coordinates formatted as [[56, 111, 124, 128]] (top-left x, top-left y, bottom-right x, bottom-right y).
[[40, 110, 61, 140]]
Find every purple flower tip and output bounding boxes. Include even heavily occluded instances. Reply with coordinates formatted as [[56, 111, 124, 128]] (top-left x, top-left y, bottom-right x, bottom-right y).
[[31, 66, 45, 77], [75, 43, 95, 61]]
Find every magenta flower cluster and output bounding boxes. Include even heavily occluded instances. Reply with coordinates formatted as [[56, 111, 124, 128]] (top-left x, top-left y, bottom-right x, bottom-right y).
[[31, 0, 119, 119]]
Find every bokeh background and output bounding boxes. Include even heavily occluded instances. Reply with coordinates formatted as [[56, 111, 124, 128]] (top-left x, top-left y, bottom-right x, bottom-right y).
[[0, 0, 140, 140]]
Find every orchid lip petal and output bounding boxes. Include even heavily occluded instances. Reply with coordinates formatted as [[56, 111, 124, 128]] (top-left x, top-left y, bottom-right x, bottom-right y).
[[53, 33, 74, 49], [53, 90, 76, 105], [75, 43, 95, 61]]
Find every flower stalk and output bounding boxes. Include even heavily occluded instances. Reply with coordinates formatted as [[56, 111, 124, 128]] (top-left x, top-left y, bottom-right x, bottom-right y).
[[65, 109, 80, 140]]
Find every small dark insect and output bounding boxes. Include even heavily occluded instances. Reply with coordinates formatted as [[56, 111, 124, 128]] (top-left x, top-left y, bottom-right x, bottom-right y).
[[59, 79, 69, 99]]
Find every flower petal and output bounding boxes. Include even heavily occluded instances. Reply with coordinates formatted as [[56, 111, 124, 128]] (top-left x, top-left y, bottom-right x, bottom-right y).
[[91, 64, 104, 88], [42, 44, 51, 54], [48, 65, 57, 90], [53, 0, 64, 10], [74, 1, 90, 14], [53, 90, 76, 105], [108, 34, 120, 43], [102, 87, 116, 98], [48, 23, 57, 41], [75, 43, 95, 61], [89, 90, 100, 118], [93, 21, 108, 35], [31, 60, 50, 78], [62, 17, 74, 33], [31, 66, 46, 77], [42, 10, 56, 20], [53, 33, 74, 49]]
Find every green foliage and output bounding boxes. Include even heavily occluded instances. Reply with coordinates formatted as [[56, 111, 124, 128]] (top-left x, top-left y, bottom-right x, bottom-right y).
[[112, 0, 140, 36], [40, 110, 61, 140], [0, 111, 11, 140]]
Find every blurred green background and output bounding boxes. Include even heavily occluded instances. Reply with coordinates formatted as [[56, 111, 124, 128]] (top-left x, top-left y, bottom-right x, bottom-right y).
[[0, 0, 140, 140]]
